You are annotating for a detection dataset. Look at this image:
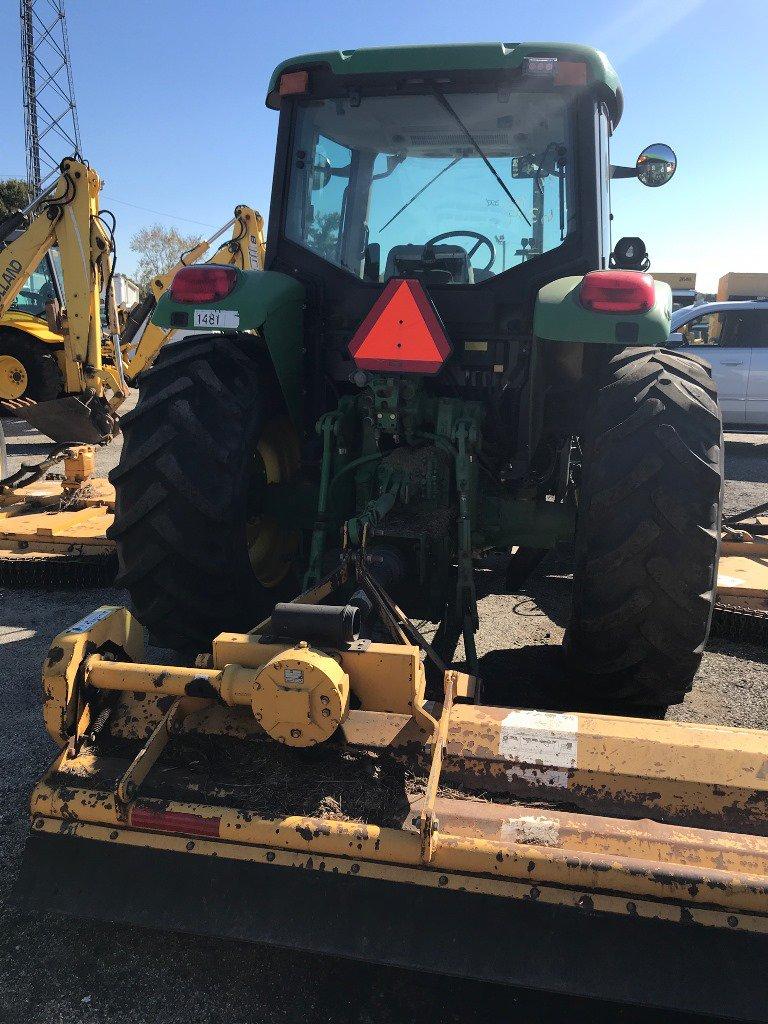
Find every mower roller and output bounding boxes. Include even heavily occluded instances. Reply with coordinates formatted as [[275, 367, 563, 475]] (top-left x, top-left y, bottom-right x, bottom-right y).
[[17, 41, 768, 1019]]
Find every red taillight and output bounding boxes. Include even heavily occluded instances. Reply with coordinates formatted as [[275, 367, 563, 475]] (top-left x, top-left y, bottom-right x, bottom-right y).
[[279, 70, 309, 97], [170, 266, 238, 304], [580, 270, 655, 314], [555, 60, 588, 86], [130, 806, 221, 838]]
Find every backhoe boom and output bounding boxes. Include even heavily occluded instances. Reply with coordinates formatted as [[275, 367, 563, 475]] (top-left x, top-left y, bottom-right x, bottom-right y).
[[122, 205, 264, 381]]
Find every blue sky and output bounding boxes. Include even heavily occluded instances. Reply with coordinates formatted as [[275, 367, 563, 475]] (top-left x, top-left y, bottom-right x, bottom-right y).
[[1, 0, 766, 291]]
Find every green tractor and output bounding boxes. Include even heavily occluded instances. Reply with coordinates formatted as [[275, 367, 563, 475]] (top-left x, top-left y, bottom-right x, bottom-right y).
[[112, 42, 722, 716]]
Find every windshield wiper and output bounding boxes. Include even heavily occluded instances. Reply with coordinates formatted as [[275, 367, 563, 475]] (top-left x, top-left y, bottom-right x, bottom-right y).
[[379, 154, 462, 232], [431, 85, 531, 228]]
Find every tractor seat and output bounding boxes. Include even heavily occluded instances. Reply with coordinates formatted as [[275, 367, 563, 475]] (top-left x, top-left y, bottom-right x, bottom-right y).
[[383, 244, 473, 284]]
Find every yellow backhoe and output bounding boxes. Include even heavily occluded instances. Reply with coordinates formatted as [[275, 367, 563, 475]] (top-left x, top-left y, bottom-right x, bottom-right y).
[[0, 158, 122, 442], [0, 156, 264, 579]]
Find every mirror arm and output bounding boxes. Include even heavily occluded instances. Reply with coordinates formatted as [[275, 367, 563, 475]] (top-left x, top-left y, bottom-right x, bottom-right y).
[[372, 154, 405, 182], [328, 163, 352, 180], [610, 164, 638, 179]]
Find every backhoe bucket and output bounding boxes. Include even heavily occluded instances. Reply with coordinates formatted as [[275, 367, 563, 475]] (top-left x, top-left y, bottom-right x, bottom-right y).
[[17, 604, 768, 1021], [5, 395, 113, 444]]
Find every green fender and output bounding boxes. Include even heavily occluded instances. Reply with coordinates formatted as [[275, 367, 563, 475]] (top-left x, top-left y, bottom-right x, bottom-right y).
[[533, 275, 673, 346], [152, 268, 305, 427]]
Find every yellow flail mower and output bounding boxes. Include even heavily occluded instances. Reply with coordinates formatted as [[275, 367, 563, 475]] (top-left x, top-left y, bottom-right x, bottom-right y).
[[19, 553, 768, 1021], [714, 500, 768, 643], [0, 443, 114, 583]]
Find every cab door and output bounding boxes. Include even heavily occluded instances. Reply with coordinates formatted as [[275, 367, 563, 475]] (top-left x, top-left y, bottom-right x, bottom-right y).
[[743, 310, 768, 425], [679, 311, 750, 424]]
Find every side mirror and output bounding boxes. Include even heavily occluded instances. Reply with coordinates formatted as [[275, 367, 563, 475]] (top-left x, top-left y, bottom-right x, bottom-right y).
[[636, 144, 677, 187], [667, 331, 684, 348], [311, 154, 332, 191], [511, 154, 539, 179]]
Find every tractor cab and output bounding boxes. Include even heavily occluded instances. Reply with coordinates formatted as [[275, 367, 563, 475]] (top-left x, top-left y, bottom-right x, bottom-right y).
[[256, 44, 681, 415], [264, 45, 622, 339]]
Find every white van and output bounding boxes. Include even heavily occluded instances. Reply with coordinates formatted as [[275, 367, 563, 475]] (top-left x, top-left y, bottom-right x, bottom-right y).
[[670, 300, 768, 425]]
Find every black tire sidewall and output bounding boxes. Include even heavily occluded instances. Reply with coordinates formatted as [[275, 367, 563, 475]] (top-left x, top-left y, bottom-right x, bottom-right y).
[[0, 330, 62, 401], [110, 335, 295, 649]]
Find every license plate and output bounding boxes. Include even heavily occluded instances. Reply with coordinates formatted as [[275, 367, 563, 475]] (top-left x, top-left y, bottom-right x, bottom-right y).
[[193, 308, 240, 329]]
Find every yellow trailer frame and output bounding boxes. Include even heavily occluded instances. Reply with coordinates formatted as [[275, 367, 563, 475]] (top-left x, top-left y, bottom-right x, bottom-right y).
[[715, 517, 768, 640]]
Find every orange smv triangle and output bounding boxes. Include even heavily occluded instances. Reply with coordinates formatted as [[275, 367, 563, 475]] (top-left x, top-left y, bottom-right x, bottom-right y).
[[348, 278, 452, 375]]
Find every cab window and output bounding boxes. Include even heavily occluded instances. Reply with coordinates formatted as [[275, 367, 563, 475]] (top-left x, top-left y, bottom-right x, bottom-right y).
[[595, 105, 612, 265], [284, 88, 575, 285], [286, 132, 353, 270], [10, 254, 59, 317]]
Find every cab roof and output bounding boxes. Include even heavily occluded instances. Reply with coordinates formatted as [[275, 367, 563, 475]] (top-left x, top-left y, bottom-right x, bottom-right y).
[[267, 42, 623, 125]]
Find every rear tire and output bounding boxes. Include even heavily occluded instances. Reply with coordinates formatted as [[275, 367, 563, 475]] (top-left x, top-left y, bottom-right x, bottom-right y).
[[0, 330, 61, 402], [0, 415, 7, 477], [566, 347, 723, 715], [108, 335, 296, 650]]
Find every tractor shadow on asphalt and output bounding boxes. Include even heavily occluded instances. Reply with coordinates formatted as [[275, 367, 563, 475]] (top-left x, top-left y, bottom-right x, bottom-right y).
[[479, 644, 575, 711], [475, 549, 577, 711], [1, 415, 57, 459], [725, 450, 768, 485], [475, 547, 573, 627]]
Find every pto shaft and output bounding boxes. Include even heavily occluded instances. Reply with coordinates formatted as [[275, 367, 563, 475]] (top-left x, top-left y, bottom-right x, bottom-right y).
[[85, 646, 350, 748]]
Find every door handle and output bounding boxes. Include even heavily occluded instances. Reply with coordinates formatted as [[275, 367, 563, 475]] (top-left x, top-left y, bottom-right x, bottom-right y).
[[721, 360, 744, 366]]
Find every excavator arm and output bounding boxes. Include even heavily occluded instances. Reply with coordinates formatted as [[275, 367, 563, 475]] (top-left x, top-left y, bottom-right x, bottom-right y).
[[0, 158, 121, 442], [121, 205, 265, 381]]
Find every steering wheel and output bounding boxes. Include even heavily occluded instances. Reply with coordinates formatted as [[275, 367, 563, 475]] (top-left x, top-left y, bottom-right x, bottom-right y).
[[423, 230, 496, 273]]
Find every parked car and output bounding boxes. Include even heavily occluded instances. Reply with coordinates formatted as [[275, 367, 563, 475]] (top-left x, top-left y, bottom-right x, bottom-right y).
[[669, 300, 768, 425]]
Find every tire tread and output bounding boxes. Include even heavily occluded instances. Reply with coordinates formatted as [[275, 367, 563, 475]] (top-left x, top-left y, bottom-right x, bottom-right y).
[[567, 346, 723, 711]]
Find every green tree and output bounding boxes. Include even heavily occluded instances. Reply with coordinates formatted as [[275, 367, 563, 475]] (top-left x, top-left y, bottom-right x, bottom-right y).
[[306, 212, 341, 262], [0, 178, 32, 219], [129, 223, 202, 291]]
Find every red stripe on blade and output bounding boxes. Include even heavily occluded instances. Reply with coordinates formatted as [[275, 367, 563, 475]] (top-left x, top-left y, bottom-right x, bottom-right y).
[[129, 806, 221, 839]]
